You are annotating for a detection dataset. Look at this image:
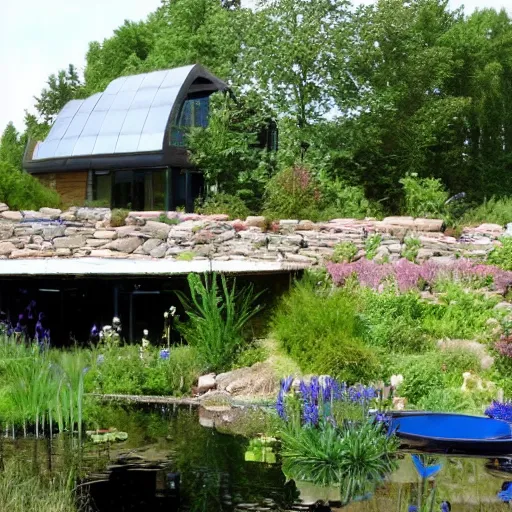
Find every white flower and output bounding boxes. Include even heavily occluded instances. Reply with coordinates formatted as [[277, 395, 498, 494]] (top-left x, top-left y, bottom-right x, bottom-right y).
[[143, 329, 149, 336], [164, 311, 169, 319], [390, 374, 404, 388], [169, 306, 177, 316], [112, 317, 121, 325], [103, 325, 112, 333]]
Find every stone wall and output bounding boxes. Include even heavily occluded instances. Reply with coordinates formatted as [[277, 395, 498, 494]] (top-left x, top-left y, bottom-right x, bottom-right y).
[[0, 205, 504, 265]]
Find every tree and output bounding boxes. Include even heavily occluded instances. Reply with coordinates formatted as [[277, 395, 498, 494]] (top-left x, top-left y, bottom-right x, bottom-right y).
[[34, 65, 83, 123], [0, 123, 25, 168]]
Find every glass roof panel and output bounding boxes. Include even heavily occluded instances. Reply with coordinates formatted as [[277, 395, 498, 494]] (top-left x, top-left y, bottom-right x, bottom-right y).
[[151, 86, 180, 108], [65, 112, 90, 138], [115, 134, 141, 153], [138, 133, 164, 152], [120, 108, 149, 135], [55, 137, 79, 157], [72, 136, 97, 156], [110, 90, 137, 111], [81, 111, 108, 137], [131, 88, 158, 109], [104, 77, 127, 95], [120, 74, 145, 92], [78, 93, 102, 114], [99, 110, 128, 135], [94, 93, 116, 112], [46, 116, 73, 141], [140, 70, 169, 90], [36, 139, 60, 159], [92, 135, 119, 155], [142, 105, 172, 135]]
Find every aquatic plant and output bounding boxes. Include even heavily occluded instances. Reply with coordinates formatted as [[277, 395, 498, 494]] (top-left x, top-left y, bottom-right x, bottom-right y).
[[176, 272, 264, 372]]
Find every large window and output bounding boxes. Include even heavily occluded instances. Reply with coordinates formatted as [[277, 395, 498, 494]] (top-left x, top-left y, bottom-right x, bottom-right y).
[[170, 95, 210, 147], [93, 170, 166, 210]]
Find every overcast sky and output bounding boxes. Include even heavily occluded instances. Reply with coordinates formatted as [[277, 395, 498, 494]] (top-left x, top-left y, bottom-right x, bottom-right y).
[[1, 0, 510, 134]]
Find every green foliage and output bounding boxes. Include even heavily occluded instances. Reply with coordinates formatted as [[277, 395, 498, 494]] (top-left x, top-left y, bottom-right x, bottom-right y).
[[85, 345, 201, 396], [0, 161, 60, 210], [0, 123, 25, 168], [156, 213, 179, 225], [400, 173, 449, 218], [195, 193, 250, 220], [487, 237, 512, 270], [402, 236, 421, 262], [272, 281, 381, 383], [331, 242, 358, 263], [176, 251, 195, 261], [232, 345, 268, 369], [176, 273, 264, 372], [281, 421, 398, 503], [34, 65, 83, 124], [416, 387, 484, 413], [458, 197, 512, 228], [109, 208, 129, 227], [0, 459, 76, 512], [365, 234, 382, 260]]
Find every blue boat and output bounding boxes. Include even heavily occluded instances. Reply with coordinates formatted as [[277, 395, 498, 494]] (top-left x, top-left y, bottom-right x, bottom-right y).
[[389, 412, 512, 456]]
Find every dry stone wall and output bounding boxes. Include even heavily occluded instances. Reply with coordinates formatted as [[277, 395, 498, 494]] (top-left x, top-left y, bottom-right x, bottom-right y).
[[0, 205, 504, 266]]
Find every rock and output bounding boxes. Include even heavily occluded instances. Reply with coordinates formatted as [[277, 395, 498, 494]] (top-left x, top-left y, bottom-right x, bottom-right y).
[[42, 225, 66, 240], [197, 374, 217, 394], [56, 248, 72, 256], [142, 238, 162, 254], [217, 230, 235, 243], [297, 220, 316, 231], [86, 239, 109, 247], [142, 221, 172, 240], [89, 249, 117, 258], [93, 230, 117, 240], [0, 242, 16, 255], [1, 211, 22, 221], [475, 223, 504, 234], [115, 225, 139, 238], [246, 216, 266, 229], [60, 211, 76, 222], [39, 207, 62, 219], [417, 248, 434, 260], [76, 207, 110, 222], [53, 236, 85, 249], [0, 224, 14, 240], [494, 302, 512, 312], [413, 218, 444, 232], [204, 214, 229, 222], [388, 243, 402, 254], [22, 210, 44, 220], [279, 219, 299, 228], [150, 244, 167, 258], [65, 227, 95, 236], [105, 236, 144, 254], [374, 245, 390, 263], [9, 249, 41, 259], [505, 223, 512, 237], [0, 204, 8, 212]]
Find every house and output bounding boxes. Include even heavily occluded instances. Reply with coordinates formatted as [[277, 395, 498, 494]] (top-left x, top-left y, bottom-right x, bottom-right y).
[[23, 65, 230, 212]]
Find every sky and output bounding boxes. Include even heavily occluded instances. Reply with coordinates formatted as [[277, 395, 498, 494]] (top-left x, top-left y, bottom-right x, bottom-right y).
[[1, 0, 511, 135]]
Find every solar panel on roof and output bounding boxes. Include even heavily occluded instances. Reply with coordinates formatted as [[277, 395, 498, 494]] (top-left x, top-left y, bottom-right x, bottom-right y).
[[32, 65, 222, 160]]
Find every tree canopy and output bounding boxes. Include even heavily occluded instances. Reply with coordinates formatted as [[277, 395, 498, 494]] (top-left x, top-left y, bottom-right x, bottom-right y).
[[3, 0, 512, 215]]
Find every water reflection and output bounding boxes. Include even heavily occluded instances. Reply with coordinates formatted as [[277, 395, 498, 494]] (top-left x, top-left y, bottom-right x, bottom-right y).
[[2, 405, 512, 511]]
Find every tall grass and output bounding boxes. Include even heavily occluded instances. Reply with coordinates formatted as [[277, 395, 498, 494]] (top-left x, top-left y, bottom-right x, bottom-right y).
[[458, 196, 512, 227], [0, 459, 76, 512], [0, 338, 89, 438], [176, 273, 264, 372]]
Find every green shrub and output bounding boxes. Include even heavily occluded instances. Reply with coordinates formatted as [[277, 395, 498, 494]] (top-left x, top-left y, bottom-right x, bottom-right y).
[[487, 237, 512, 270], [176, 251, 195, 261], [157, 213, 180, 225], [402, 236, 421, 262], [232, 344, 268, 369], [416, 388, 478, 412], [357, 289, 431, 353], [110, 208, 129, 227], [331, 241, 358, 263], [195, 193, 251, 220], [458, 196, 512, 228], [0, 161, 60, 210], [272, 281, 380, 383], [399, 173, 448, 218], [364, 234, 382, 260], [176, 273, 264, 372]]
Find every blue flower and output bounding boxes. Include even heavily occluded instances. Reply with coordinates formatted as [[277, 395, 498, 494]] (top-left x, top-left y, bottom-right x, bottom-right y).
[[280, 376, 293, 394], [91, 324, 99, 337], [440, 501, 451, 512], [276, 392, 286, 420], [303, 401, 319, 426], [310, 377, 320, 402], [408, 506, 418, 512], [486, 401, 512, 422], [321, 376, 334, 402], [160, 349, 170, 360]]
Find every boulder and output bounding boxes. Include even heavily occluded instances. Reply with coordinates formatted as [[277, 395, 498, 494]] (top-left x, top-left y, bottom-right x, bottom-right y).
[[142, 221, 172, 240], [246, 216, 266, 229], [93, 230, 117, 240], [413, 218, 444, 232], [1, 211, 22, 221], [197, 373, 217, 394], [39, 207, 62, 219], [0, 242, 16, 256], [42, 225, 66, 240], [105, 236, 144, 254], [53, 236, 85, 249], [150, 244, 167, 258], [56, 248, 72, 256], [141, 238, 162, 254], [0, 204, 8, 212]]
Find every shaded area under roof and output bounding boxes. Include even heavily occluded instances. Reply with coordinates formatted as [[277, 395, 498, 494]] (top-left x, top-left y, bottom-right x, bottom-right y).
[[24, 65, 228, 173]]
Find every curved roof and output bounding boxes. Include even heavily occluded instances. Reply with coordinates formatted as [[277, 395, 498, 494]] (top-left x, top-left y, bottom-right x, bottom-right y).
[[31, 65, 227, 163]]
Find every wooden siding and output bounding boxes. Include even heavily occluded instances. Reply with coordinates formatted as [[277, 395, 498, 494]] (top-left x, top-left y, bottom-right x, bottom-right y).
[[36, 172, 87, 206]]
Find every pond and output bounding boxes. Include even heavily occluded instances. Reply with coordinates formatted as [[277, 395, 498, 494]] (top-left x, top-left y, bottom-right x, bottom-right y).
[[3, 404, 512, 511]]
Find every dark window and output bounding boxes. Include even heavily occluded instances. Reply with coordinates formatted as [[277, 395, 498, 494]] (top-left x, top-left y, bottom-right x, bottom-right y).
[[170, 95, 210, 147], [93, 171, 112, 206]]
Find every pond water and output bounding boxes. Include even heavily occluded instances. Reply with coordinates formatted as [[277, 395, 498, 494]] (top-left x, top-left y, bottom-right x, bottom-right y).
[[4, 404, 512, 511]]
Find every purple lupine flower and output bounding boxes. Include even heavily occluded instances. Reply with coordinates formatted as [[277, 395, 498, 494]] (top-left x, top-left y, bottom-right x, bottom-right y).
[[280, 376, 293, 394], [440, 502, 451, 512], [160, 348, 170, 360], [299, 380, 309, 400], [485, 401, 512, 422], [310, 377, 320, 402], [91, 324, 99, 337], [303, 401, 319, 426], [276, 391, 286, 420], [321, 376, 334, 402], [408, 506, 418, 512]]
